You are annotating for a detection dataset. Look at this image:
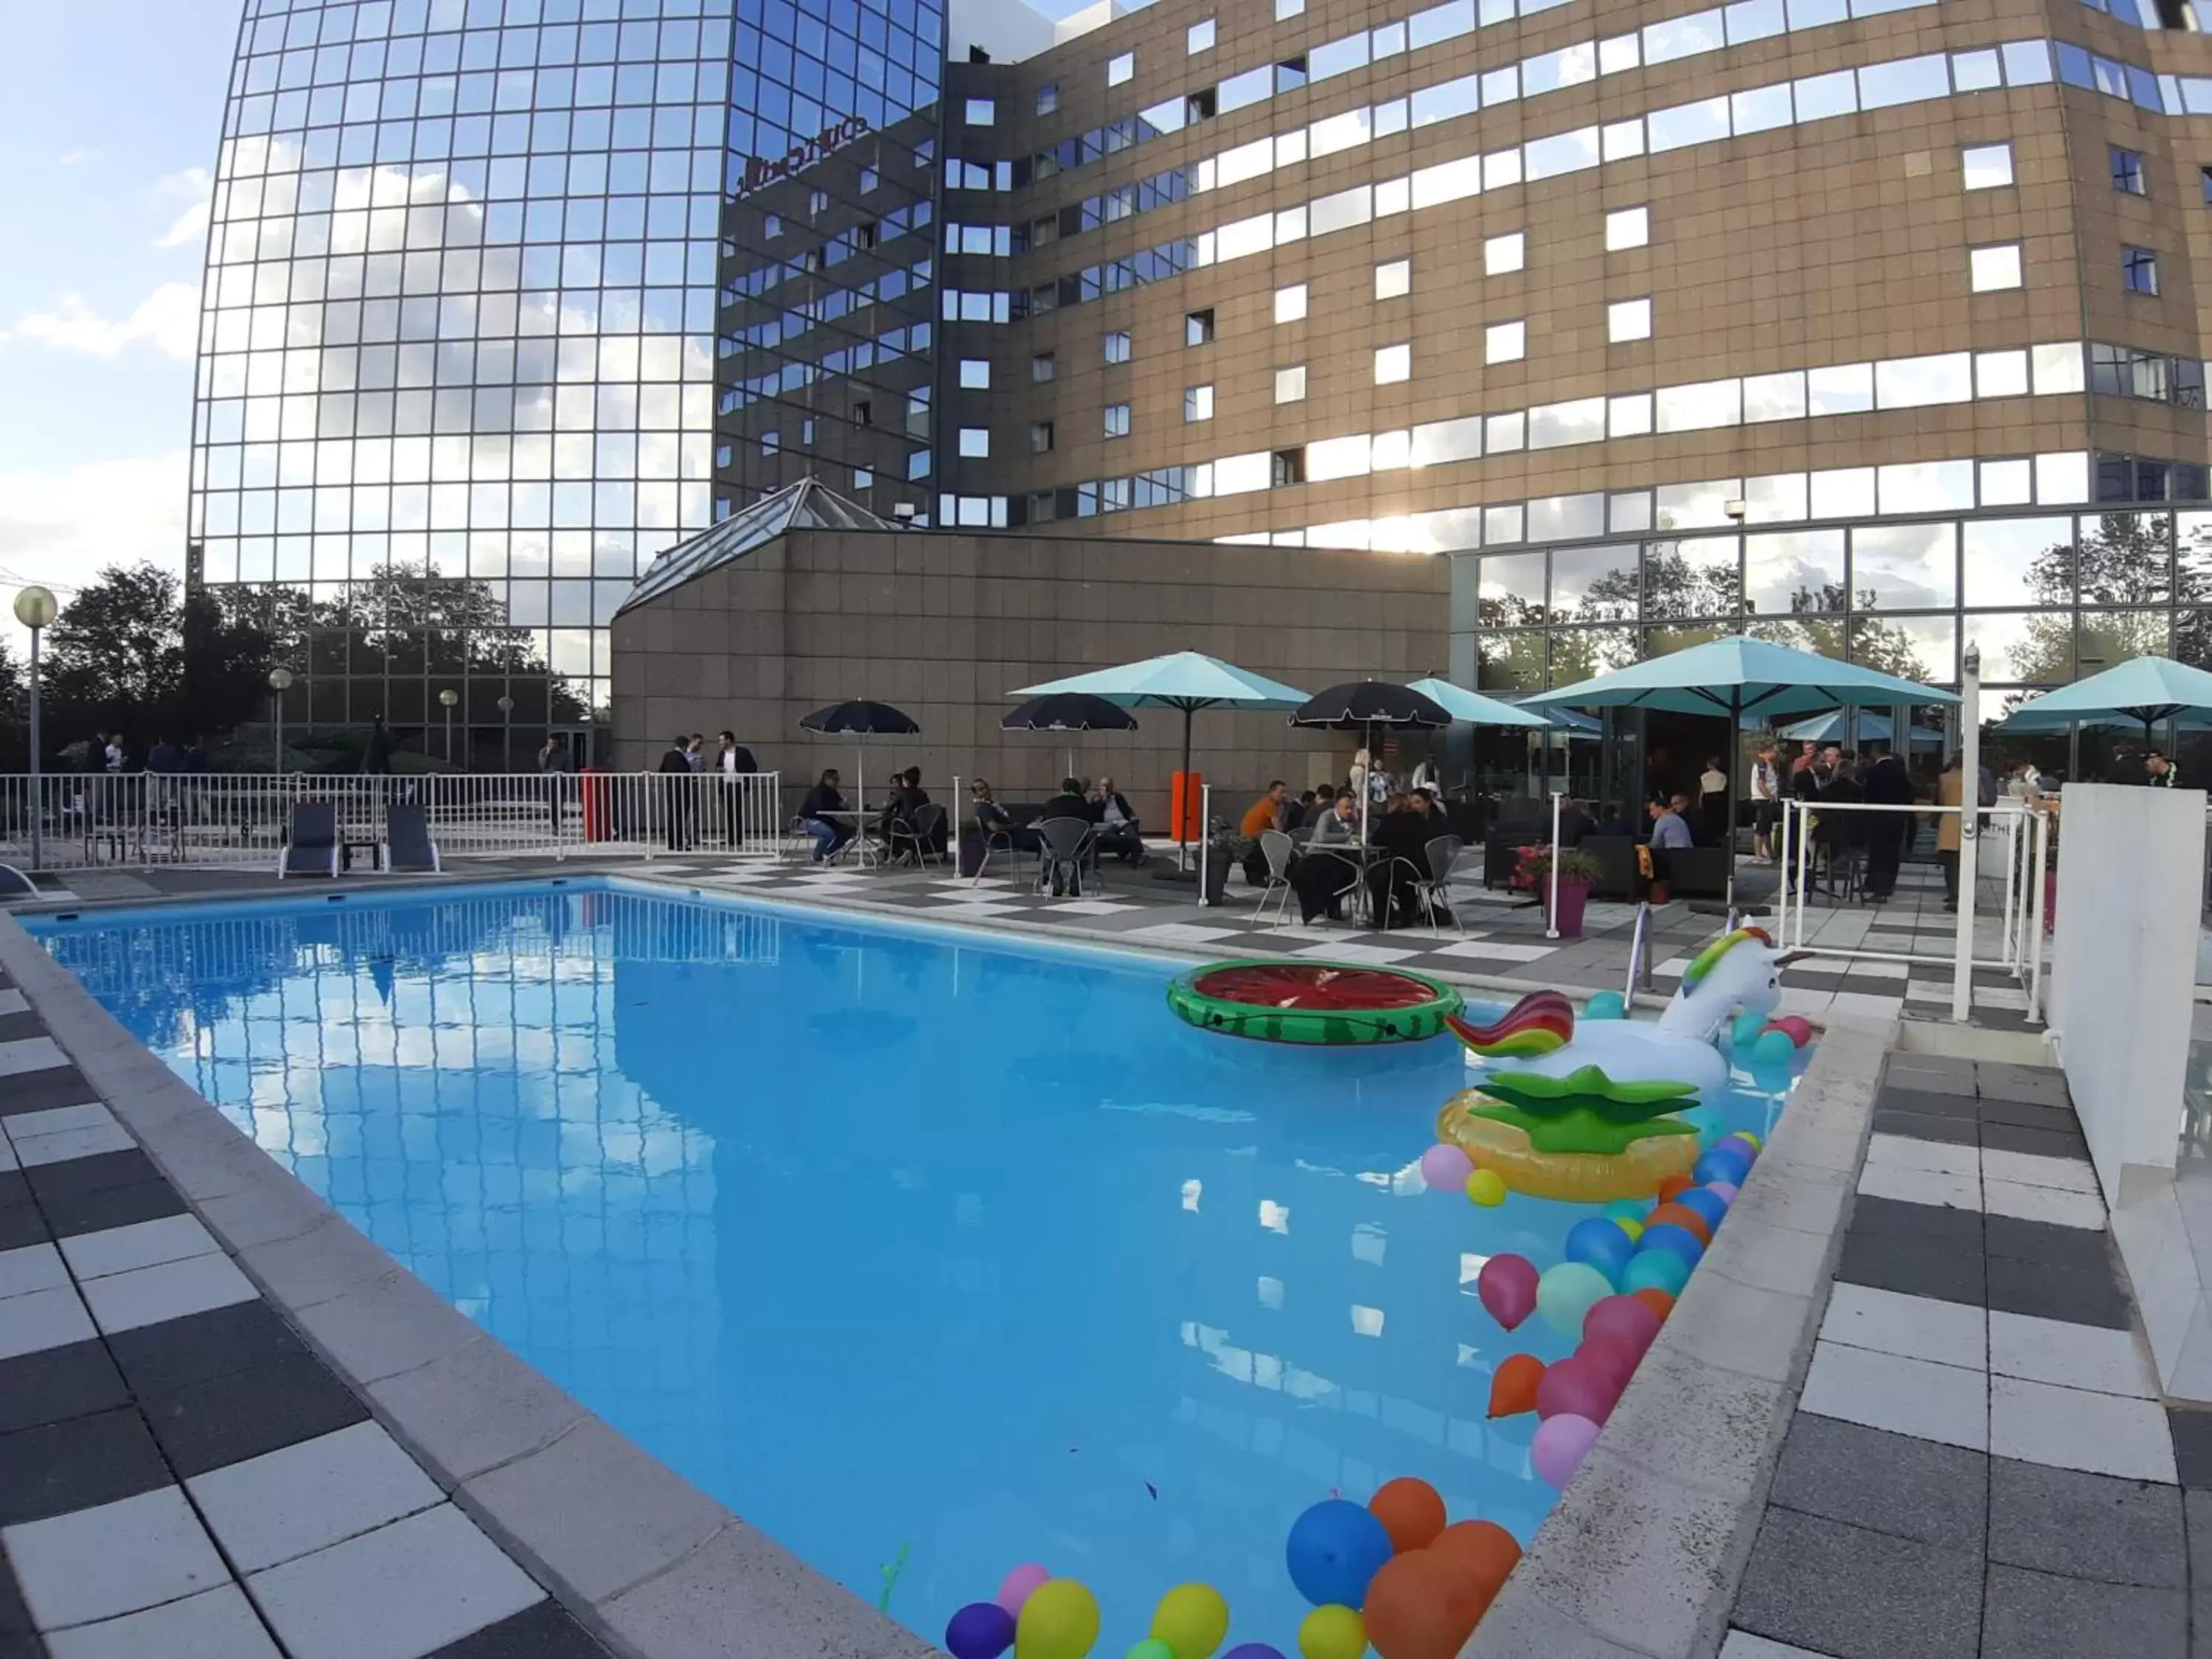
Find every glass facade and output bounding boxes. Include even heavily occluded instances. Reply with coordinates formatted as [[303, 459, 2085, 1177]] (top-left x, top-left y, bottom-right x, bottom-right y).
[[189, 0, 942, 761]]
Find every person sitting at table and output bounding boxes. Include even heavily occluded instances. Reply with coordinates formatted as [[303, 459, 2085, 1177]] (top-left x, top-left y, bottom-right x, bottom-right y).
[[1558, 796, 1596, 847], [970, 779, 1037, 852], [1366, 793, 1445, 929], [1089, 774, 1146, 865], [1647, 795, 1695, 851], [1283, 789, 1314, 834], [1291, 792, 1362, 922], [1038, 776, 1091, 824], [1240, 780, 1288, 838], [1596, 801, 1635, 838], [798, 768, 852, 863]]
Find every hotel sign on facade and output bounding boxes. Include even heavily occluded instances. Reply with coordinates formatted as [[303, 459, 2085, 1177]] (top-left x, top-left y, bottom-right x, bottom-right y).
[[740, 114, 872, 194]]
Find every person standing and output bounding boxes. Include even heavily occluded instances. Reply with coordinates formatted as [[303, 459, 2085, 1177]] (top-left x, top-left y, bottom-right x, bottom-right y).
[[1935, 755, 1964, 911], [1860, 743, 1914, 901], [2149, 748, 2180, 787], [715, 730, 757, 846], [1750, 742, 1781, 862], [1697, 755, 1729, 845], [657, 735, 695, 849], [538, 732, 571, 836]]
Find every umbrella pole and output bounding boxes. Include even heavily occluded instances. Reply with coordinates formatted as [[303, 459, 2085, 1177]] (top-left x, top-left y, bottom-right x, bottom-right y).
[[1726, 692, 1742, 917]]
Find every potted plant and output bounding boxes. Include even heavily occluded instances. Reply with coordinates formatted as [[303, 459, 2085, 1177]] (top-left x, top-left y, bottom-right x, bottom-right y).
[[1203, 826, 1258, 906], [1513, 844, 1604, 936]]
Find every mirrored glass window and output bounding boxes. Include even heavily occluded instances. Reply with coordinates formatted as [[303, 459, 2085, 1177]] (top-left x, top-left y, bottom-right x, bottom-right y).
[[1851, 523, 1958, 609], [1964, 518, 2073, 606], [1745, 529, 1846, 616]]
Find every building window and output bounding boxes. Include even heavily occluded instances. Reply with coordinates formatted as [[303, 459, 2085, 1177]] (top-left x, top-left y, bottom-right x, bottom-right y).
[[1485, 321, 1526, 364], [764, 212, 783, 239], [1274, 365, 1307, 403], [1031, 352, 1056, 383], [1104, 403, 1130, 438], [1484, 232, 1525, 276], [1187, 86, 1218, 121], [855, 399, 874, 426], [1374, 343, 1411, 383], [808, 189, 828, 216], [1036, 83, 1059, 116], [1969, 243, 2023, 291], [1374, 260, 1411, 299], [1608, 297, 1653, 341], [2111, 146, 2147, 195], [1189, 17, 1215, 52], [1030, 421, 1054, 453], [1272, 446, 1306, 485], [959, 428, 990, 458], [1104, 330, 1131, 364], [1185, 384, 1215, 421], [1276, 0, 1304, 17], [859, 167, 879, 195], [964, 97, 995, 125], [2202, 165, 2212, 204], [761, 431, 779, 455], [1185, 308, 1215, 345], [853, 469, 872, 490], [959, 359, 990, 389], [1962, 144, 2013, 189], [2124, 246, 2160, 293], [1274, 284, 1308, 323], [1108, 51, 1134, 86], [1604, 206, 1649, 250]]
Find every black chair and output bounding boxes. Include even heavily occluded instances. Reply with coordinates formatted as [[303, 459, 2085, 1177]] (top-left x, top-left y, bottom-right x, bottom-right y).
[[1034, 815, 1094, 897], [1666, 846, 1730, 898], [1577, 836, 1639, 900], [279, 801, 339, 879], [888, 801, 948, 868], [385, 802, 441, 874], [1419, 834, 1467, 931]]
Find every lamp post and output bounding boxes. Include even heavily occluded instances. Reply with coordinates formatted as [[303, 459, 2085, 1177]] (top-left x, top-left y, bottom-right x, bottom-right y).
[[496, 695, 514, 773], [266, 667, 293, 774], [439, 688, 459, 768], [14, 587, 56, 872]]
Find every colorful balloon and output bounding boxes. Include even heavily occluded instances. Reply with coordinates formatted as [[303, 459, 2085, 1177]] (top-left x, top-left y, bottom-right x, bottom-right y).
[[1015, 1578, 1100, 1659], [1297, 1604, 1366, 1659], [1770, 1016, 1814, 1046], [1752, 1028, 1796, 1066], [1531, 1413, 1601, 1487], [1362, 1549, 1486, 1659], [1672, 1188, 1728, 1231], [1428, 1520, 1522, 1601], [1601, 1198, 1644, 1225], [998, 1565, 1051, 1615], [1692, 1146, 1752, 1186], [1534, 1354, 1623, 1424], [1615, 1217, 1645, 1243], [1728, 1130, 1764, 1156], [1638, 1222, 1706, 1269], [1631, 1286, 1677, 1322], [1286, 1499, 1396, 1610], [1535, 1262, 1614, 1338], [1576, 1333, 1644, 1390], [1419, 1143, 1473, 1191], [1222, 1648, 1287, 1659], [1148, 1584, 1230, 1659], [1582, 1294, 1663, 1354], [1487, 1353, 1545, 1418], [1564, 1217, 1634, 1283], [1645, 1203, 1714, 1246], [1126, 1644, 1176, 1659], [1731, 1011, 1767, 1048], [1464, 1168, 1508, 1207], [1582, 990, 1627, 1020], [1705, 1180, 1739, 1206], [948, 1601, 1018, 1659], [1476, 1254, 1539, 1331], [1368, 1476, 1447, 1554], [1623, 1248, 1692, 1296], [1655, 1172, 1696, 1203]]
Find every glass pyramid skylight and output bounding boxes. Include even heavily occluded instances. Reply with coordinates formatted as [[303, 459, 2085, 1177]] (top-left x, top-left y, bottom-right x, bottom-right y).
[[616, 479, 900, 616]]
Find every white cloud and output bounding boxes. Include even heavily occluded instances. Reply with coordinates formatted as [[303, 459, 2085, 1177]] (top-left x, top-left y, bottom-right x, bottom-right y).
[[0, 452, 187, 620], [151, 167, 213, 250], [58, 148, 97, 167], [0, 283, 200, 361], [153, 198, 210, 250]]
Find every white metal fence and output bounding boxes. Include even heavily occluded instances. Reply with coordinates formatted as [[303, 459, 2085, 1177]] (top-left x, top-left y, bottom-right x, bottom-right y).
[[0, 772, 786, 872]]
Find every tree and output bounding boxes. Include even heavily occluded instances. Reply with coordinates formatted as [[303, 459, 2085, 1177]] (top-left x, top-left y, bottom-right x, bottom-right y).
[[38, 563, 269, 754]]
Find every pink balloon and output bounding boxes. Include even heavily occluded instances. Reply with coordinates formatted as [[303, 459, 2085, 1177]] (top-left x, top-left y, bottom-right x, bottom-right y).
[[1576, 1334, 1644, 1391], [1582, 1295, 1663, 1355], [1706, 1180, 1739, 1206], [1535, 1356, 1624, 1424], [1478, 1253, 1540, 1332], [1420, 1143, 1475, 1192], [1769, 1015, 1814, 1047], [1531, 1413, 1602, 1487], [995, 1564, 1049, 1615]]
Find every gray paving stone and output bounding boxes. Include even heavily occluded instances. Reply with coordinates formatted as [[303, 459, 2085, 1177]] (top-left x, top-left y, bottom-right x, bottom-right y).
[[1978, 1062, 2071, 1107], [1836, 1227, 1986, 1308], [1733, 1507, 1983, 1659], [1880, 1085, 1983, 1119], [1982, 1121, 2093, 1161], [1767, 1413, 1988, 1551], [1990, 1457, 2185, 1588], [1885, 1057, 1977, 1096], [2184, 1489, 2212, 1585], [1986, 1256, 2132, 1332], [1872, 1107, 1979, 1146], [1978, 1098, 2082, 1135], [1982, 1562, 2187, 1658]]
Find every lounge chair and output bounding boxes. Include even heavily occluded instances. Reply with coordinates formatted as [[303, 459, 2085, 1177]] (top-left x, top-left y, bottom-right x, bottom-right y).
[[279, 800, 339, 879], [385, 801, 441, 874]]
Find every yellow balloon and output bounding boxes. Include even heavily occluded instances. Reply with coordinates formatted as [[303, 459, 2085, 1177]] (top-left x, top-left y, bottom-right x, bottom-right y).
[[1615, 1217, 1644, 1242], [1736, 1132, 1764, 1151], [1148, 1582, 1230, 1659], [1015, 1578, 1101, 1659], [1299, 1602, 1368, 1659], [1464, 1168, 1508, 1208]]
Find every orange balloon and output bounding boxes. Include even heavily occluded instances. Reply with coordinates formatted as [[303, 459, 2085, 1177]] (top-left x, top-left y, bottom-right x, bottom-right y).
[[1364, 1549, 1486, 1659], [1487, 1354, 1545, 1418], [1655, 1174, 1695, 1203], [1632, 1287, 1677, 1322], [1369, 1476, 1448, 1554], [1645, 1203, 1714, 1245], [1429, 1520, 1523, 1601]]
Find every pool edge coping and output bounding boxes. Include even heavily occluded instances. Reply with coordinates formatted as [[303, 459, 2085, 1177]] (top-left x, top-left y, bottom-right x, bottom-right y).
[[0, 911, 942, 1659], [1461, 1015, 1892, 1659]]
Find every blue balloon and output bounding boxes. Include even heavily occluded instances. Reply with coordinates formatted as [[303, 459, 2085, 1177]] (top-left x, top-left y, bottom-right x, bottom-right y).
[[1285, 1499, 1394, 1610], [1638, 1222, 1707, 1269], [1623, 1248, 1692, 1295], [1752, 1028, 1796, 1066], [1694, 1146, 1753, 1186], [1582, 990, 1627, 1020], [945, 1601, 1015, 1659], [1673, 1188, 1728, 1231], [1731, 1011, 1767, 1048], [1565, 1217, 1635, 1283], [1601, 1198, 1646, 1225]]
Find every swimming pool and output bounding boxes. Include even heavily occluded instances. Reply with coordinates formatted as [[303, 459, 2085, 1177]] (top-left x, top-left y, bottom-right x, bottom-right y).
[[35, 882, 1798, 1648]]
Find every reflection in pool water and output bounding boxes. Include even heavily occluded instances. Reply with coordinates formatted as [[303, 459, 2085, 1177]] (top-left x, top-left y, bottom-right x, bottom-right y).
[[36, 883, 1799, 1648]]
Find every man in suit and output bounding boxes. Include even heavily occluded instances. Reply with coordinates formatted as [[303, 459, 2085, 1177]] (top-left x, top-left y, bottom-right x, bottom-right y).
[[1860, 742, 1915, 900], [658, 736, 695, 849], [716, 731, 758, 845]]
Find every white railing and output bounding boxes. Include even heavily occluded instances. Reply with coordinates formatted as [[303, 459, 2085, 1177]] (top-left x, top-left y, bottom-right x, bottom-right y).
[[0, 772, 785, 872]]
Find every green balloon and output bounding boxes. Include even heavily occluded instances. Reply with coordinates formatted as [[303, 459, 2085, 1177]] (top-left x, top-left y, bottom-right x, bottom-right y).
[[1127, 1644, 1178, 1659]]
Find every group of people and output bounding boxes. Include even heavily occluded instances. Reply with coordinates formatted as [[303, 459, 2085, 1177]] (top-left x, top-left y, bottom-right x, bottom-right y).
[[1237, 778, 1457, 928], [95, 734, 214, 774], [791, 768, 1148, 887], [653, 731, 764, 849]]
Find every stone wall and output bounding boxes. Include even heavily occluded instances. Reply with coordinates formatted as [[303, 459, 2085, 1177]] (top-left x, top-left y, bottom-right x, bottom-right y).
[[608, 526, 1450, 821]]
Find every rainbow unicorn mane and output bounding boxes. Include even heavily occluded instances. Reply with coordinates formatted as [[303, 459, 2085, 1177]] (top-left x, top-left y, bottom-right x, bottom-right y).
[[1446, 990, 1575, 1057], [1680, 927, 1774, 990]]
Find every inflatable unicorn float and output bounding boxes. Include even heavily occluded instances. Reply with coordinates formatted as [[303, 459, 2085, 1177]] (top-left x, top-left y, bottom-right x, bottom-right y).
[[1433, 928, 1804, 1200]]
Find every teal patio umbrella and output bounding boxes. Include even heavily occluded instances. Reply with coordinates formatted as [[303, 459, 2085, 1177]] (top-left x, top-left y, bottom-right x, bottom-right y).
[[1523, 635, 1958, 907], [1403, 677, 1553, 728], [1012, 650, 1309, 858], [1778, 711, 1944, 746], [1999, 654, 2212, 745]]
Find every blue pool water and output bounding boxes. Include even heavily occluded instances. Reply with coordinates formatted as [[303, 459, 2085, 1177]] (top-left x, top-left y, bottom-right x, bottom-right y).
[[36, 883, 1798, 1649]]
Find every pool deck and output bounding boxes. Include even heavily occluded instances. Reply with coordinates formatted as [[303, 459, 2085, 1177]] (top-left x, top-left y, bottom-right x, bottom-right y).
[[0, 849, 2090, 1659]]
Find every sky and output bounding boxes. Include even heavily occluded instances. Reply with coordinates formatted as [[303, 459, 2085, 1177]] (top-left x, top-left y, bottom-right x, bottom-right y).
[[0, 0, 1095, 621]]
